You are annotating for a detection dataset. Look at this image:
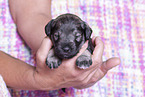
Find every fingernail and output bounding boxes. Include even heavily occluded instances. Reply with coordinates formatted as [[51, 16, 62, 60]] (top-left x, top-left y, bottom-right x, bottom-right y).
[[95, 37, 102, 43], [96, 36, 101, 40]]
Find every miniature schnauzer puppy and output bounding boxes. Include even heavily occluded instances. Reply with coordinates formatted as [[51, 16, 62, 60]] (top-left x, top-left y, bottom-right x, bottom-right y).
[[45, 13, 94, 69]]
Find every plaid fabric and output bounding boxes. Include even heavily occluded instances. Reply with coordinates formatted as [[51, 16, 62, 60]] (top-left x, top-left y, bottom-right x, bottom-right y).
[[0, 75, 11, 97], [0, 0, 145, 96]]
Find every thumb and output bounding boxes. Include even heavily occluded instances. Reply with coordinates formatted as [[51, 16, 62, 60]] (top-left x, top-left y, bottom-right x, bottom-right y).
[[100, 57, 121, 74], [36, 37, 53, 68], [73, 41, 88, 59]]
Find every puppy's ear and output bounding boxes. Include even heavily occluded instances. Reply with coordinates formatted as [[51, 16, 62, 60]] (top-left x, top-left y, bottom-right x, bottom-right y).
[[45, 19, 54, 37], [81, 22, 92, 40]]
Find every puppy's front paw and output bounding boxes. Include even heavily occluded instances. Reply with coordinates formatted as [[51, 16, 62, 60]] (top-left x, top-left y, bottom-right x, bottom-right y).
[[46, 57, 62, 69], [76, 55, 92, 69]]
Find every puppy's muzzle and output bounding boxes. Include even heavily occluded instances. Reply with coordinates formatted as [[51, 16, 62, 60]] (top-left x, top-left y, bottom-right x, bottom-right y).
[[62, 45, 71, 52], [61, 42, 74, 53], [54, 42, 77, 59]]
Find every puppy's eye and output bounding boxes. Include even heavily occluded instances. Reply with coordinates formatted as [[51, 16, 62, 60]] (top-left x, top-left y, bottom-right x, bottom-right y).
[[75, 33, 82, 42], [54, 32, 59, 41]]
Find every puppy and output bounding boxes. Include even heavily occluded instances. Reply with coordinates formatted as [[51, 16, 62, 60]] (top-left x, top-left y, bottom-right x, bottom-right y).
[[45, 13, 94, 69]]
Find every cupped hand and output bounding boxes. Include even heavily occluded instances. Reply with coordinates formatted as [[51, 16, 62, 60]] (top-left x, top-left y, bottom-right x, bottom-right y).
[[34, 36, 120, 90]]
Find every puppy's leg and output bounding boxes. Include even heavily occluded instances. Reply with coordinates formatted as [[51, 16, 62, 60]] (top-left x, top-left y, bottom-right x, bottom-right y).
[[76, 50, 92, 69], [46, 49, 62, 69]]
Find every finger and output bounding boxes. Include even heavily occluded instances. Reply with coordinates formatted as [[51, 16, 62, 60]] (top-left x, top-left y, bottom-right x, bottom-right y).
[[75, 58, 120, 89], [82, 57, 120, 87], [61, 41, 88, 72], [73, 41, 88, 59], [92, 37, 104, 62], [75, 57, 120, 89], [100, 57, 121, 74], [91, 36, 97, 46], [36, 37, 52, 67], [73, 67, 97, 89], [74, 83, 95, 89]]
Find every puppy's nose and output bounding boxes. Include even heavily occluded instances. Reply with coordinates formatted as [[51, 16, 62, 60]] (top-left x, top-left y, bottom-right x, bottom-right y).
[[62, 46, 70, 52]]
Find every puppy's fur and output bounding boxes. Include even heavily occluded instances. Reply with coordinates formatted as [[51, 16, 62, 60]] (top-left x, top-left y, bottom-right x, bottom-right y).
[[45, 13, 94, 69]]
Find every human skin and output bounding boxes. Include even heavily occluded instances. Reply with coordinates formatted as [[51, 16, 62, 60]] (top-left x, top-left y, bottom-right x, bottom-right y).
[[0, 0, 121, 90]]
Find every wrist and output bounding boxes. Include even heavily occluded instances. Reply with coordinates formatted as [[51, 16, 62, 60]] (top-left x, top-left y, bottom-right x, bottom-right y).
[[32, 69, 54, 91], [25, 67, 39, 90], [15, 66, 39, 90]]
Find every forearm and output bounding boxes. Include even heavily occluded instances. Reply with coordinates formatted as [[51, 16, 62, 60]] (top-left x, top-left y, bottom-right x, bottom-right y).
[[9, 0, 52, 53], [0, 51, 38, 90], [16, 14, 51, 53]]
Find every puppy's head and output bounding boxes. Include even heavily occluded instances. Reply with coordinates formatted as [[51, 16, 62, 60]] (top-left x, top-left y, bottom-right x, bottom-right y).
[[45, 13, 92, 59]]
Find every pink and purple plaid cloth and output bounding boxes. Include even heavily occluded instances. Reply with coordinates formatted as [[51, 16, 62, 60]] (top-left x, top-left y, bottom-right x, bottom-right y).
[[0, 0, 145, 96]]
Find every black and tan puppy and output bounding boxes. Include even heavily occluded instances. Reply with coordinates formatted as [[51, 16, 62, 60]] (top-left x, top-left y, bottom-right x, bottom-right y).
[[45, 13, 94, 69]]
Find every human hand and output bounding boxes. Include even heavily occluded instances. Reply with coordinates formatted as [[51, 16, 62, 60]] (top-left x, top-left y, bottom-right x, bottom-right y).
[[33, 36, 120, 90], [74, 36, 121, 89]]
